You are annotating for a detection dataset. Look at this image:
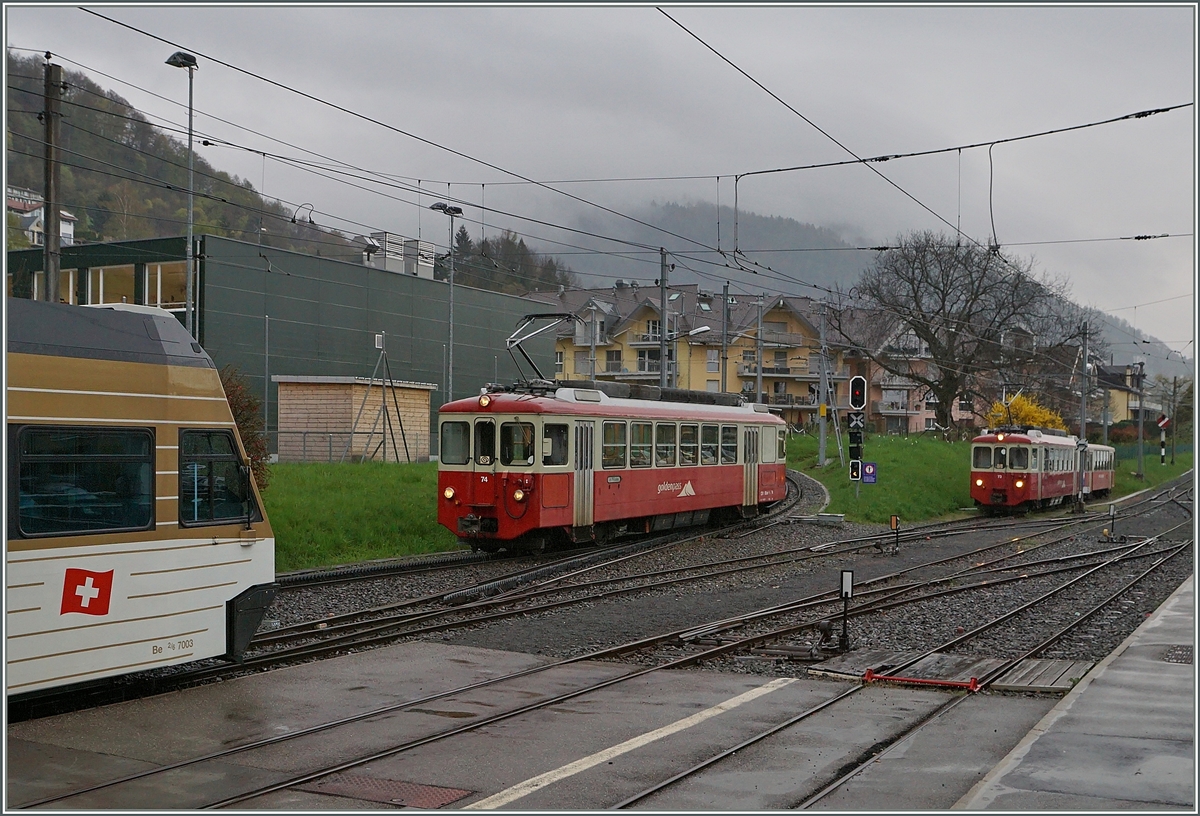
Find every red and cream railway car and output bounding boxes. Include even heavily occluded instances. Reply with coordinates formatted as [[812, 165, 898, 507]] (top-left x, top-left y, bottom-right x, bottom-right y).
[[437, 385, 788, 551], [970, 426, 1115, 512], [6, 298, 277, 698]]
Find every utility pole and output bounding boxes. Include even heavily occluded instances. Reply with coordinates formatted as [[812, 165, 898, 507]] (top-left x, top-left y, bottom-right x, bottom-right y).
[[1136, 361, 1145, 479], [756, 294, 764, 404], [1170, 376, 1178, 464], [1102, 385, 1110, 445], [1076, 321, 1088, 509], [721, 281, 729, 393], [818, 301, 830, 466], [42, 57, 63, 302], [659, 248, 668, 388], [588, 302, 597, 381]]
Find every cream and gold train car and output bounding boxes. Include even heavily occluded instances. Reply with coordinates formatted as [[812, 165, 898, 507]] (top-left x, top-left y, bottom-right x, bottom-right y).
[[6, 297, 277, 698]]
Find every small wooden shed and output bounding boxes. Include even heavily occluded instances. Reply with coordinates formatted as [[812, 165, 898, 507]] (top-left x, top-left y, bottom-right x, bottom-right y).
[[272, 375, 438, 463]]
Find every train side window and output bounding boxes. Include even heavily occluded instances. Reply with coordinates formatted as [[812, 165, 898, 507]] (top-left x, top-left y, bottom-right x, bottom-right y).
[[180, 430, 257, 526], [761, 428, 777, 464], [543, 423, 569, 466], [993, 446, 1007, 469], [440, 421, 470, 465], [475, 420, 496, 466], [1009, 447, 1028, 469], [700, 424, 719, 465], [720, 425, 738, 464], [656, 423, 677, 467], [1030, 448, 1038, 470], [630, 422, 653, 468], [778, 429, 787, 461], [679, 424, 699, 466], [500, 422, 536, 466], [972, 446, 992, 469], [15, 426, 155, 537], [602, 421, 627, 469]]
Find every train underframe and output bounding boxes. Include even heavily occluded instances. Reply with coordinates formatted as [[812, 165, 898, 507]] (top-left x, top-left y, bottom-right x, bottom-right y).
[[459, 502, 767, 554]]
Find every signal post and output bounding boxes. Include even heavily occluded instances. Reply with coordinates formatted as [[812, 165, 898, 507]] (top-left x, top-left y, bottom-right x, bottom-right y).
[[848, 375, 866, 494]]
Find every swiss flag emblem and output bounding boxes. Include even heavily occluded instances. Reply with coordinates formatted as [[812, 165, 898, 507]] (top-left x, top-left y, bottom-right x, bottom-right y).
[[60, 569, 114, 616]]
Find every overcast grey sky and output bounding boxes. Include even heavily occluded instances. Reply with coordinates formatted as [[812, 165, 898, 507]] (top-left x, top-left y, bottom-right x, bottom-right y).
[[5, 4, 1196, 357]]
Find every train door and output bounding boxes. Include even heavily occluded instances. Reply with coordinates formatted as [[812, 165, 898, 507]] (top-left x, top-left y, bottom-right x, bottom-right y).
[[743, 426, 759, 507], [472, 418, 497, 507], [574, 421, 595, 529]]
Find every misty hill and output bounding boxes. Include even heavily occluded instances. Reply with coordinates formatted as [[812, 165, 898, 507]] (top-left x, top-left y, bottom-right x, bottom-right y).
[[563, 201, 867, 297]]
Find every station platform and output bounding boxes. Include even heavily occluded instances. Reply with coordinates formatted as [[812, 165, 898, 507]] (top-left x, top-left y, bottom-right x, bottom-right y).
[[956, 575, 1195, 810]]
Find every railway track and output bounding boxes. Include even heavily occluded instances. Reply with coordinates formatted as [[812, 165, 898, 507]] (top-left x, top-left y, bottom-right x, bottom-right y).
[[14, 474, 1187, 725], [15, 477, 1191, 810], [8, 471, 806, 720]]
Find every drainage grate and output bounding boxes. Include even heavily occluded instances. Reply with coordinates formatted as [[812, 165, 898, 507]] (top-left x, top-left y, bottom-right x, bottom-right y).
[[1162, 645, 1193, 665], [297, 773, 473, 807]]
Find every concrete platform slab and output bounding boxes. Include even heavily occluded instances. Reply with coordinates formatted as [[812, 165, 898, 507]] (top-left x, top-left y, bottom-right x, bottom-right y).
[[807, 692, 1057, 810], [956, 575, 1196, 811]]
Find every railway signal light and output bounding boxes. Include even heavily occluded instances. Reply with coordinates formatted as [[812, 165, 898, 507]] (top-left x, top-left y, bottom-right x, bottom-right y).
[[849, 459, 862, 481], [849, 444, 862, 459], [849, 375, 867, 411]]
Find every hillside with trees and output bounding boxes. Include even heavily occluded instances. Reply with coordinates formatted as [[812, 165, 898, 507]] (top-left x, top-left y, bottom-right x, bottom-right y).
[[434, 226, 577, 294], [6, 51, 355, 257]]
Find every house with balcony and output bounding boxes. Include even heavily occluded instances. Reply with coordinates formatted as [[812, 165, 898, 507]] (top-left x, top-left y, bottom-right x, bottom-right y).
[[6, 186, 76, 251], [1095, 363, 1161, 424], [525, 284, 862, 428], [865, 328, 978, 434]]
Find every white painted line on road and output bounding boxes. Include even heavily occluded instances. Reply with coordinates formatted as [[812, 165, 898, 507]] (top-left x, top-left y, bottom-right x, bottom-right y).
[[463, 677, 796, 809]]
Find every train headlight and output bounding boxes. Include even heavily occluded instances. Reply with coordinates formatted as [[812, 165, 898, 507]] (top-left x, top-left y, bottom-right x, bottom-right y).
[[512, 488, 527, 503], [479, 395, 492, 408], [443, 486, 456, 500], [975, 478, 984, 487], [996, 433, 1005, 441], [1015, 480, 1024, 488]]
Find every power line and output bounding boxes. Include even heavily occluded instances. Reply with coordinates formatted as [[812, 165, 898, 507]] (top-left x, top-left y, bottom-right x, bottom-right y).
[[78, 10, 726, 257]]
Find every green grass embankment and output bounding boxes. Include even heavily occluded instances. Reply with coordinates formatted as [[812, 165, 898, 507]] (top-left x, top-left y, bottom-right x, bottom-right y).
[[262, 440, 1193, 571], [788, 432, 973, 524], [263, 462, 458, 572], [790, 432, 1193, 525]]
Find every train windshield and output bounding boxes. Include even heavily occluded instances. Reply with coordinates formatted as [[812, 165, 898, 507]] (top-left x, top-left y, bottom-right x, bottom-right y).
[[500, 422, 536, 466], [972, 446, 992, 468], [993, 446, 1008, 469], [440, 422, 470, 465], [1008, 447, 1029, 470]]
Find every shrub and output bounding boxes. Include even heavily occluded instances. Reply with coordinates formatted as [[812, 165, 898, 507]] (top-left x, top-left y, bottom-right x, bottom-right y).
[[219, 365, 271, 492]]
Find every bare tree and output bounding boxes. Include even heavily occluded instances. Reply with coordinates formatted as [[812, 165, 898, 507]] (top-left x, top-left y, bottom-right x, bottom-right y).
[[831, 230, 1089, 431]]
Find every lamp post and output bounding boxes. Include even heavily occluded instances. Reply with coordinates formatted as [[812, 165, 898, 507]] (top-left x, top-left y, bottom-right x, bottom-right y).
[[166, 51, 198, 338], [430, 202, 463, 403]]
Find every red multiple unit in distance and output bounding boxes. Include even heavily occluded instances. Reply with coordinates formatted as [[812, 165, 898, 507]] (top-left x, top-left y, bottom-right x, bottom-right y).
[[437, 386, 789, 551], [970, 426, 1115, 512]]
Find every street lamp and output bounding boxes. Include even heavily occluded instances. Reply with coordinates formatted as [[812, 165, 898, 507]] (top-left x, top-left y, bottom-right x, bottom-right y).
[[666, 325, 711, 388], [166, 51, 198, 338], [430, 202, 463, 403]]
